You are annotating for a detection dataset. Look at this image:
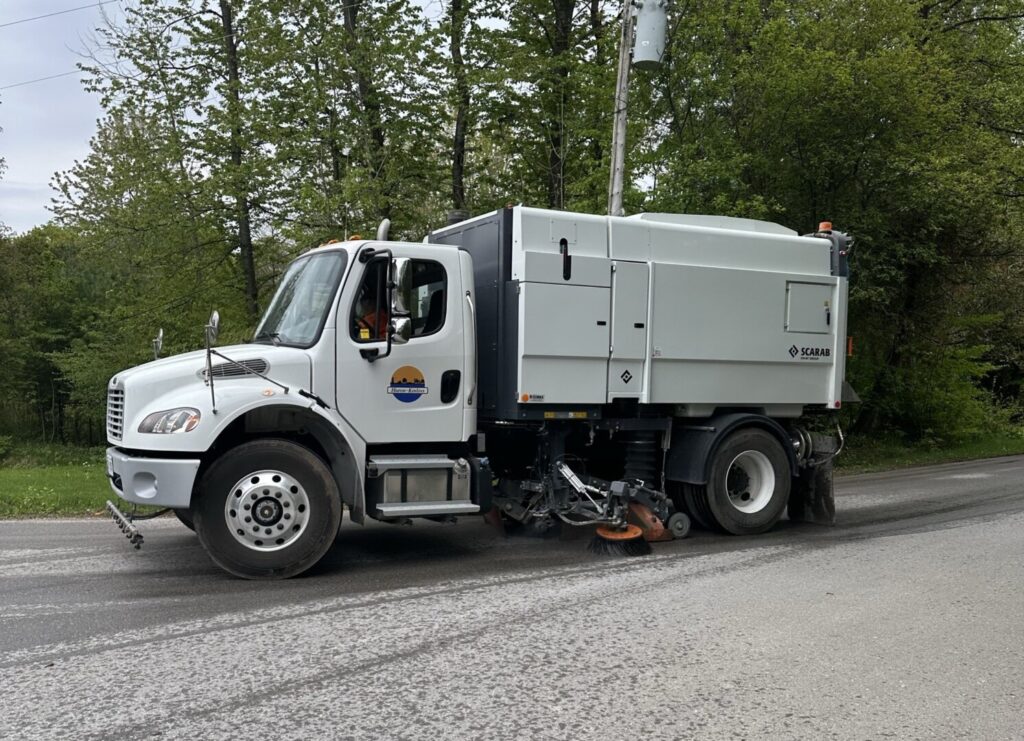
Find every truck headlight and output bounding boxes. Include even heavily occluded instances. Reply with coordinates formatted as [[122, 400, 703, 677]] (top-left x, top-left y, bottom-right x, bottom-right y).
[[138, 408, 201, 434]]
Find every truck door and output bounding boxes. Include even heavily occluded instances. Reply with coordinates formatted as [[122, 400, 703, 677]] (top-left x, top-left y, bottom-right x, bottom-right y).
[[336, 244, 467, 443], [607, 260, 650, 401]]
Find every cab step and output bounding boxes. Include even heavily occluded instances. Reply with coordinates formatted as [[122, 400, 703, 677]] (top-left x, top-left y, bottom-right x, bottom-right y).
[[368, 454, 477, 518]]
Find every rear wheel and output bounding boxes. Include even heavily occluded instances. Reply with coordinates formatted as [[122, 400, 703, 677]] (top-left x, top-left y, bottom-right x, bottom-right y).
[[667, 481, 713, 530], [193, 439, 342, 579], [686, 428, 791, 535]]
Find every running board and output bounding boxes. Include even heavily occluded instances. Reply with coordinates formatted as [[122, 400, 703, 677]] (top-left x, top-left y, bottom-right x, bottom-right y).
[[376, 501, 480, 518]]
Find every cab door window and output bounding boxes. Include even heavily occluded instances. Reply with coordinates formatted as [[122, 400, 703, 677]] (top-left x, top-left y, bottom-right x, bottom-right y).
[[351, 259, 446, 343], [408, 260, 446, 338]]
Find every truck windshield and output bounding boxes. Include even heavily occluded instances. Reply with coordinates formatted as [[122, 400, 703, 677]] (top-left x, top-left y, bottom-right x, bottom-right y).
[[253, 250, 348, 348]]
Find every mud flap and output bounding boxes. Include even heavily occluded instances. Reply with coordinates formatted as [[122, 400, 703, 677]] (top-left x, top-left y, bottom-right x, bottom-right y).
[[788, 459, 836, 526]]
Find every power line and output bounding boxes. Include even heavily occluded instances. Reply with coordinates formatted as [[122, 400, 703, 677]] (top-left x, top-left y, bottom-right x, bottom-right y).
[[0, 0, 119, 30], [0, 69, 82, 90]]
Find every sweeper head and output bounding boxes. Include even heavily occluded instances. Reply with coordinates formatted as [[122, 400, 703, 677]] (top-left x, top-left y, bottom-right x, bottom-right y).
[[587, 523, 652, 557]]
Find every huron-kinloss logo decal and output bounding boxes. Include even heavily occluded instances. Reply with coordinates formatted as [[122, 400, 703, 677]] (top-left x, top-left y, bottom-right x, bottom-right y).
[[790, 345, 832, 360], [387, 365, 428, 403]]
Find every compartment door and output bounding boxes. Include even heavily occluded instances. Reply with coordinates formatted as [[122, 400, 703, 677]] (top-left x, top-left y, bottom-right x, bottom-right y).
[[607, 261, 650, 401], [517, 282, 610, 404], [786, 281, 833, 334]]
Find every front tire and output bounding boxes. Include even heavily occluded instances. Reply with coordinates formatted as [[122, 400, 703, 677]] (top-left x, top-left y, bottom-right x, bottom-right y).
[[193, 439, 342, 579], [173, 508, 195, 532], [688, 428, 791, 535]]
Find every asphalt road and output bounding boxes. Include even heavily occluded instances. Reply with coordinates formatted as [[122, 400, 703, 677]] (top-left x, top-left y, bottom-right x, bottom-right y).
[[1, 456, 1023, 740]]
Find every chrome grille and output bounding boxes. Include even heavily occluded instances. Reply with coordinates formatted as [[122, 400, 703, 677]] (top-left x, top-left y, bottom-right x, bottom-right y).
[[203, 358, 268, 379], [107, 387, 125, 441]]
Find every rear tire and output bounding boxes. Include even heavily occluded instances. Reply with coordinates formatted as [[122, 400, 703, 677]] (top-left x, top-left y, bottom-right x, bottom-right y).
[[668, 480, 716, 530], [702, 428, 791, 535], [682, 483, 716, 530], [193, 439, 342, 579]]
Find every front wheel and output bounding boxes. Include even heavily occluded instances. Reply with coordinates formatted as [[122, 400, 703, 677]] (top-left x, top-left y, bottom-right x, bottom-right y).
[[193, 439, 342, 579], [173, 508, 195, 532]]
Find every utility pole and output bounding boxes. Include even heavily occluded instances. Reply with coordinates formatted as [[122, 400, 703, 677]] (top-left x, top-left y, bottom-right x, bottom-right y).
[[607, 1, 668, 217], [607, 2, 636, 217]]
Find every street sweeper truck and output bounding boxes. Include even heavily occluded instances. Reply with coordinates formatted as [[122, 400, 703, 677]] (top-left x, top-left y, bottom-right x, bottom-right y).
[[103, 206, 852, 578]]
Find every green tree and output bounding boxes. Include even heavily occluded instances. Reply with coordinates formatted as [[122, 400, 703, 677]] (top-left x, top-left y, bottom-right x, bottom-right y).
[[639, 0, 1024, 440]]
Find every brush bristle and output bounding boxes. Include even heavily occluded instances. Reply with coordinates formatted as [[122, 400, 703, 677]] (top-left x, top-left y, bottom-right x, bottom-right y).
[[587, 533, 653, 557]]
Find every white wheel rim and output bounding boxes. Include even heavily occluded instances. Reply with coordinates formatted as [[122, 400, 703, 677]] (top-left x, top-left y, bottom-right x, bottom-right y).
[[224, 470, 310, 552], [724, 450, 775, 514]]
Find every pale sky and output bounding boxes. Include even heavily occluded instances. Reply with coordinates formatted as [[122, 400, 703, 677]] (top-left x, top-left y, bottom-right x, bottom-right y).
[[0, 0, 446, 236], [0, 0, 123, 233]]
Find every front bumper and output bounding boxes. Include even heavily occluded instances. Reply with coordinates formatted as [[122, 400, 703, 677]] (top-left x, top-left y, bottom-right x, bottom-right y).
[[106, 447, 201, 509]]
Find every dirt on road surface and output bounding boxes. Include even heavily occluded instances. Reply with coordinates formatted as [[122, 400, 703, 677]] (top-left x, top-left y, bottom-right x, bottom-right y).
[[1, 456, 1023, 740]]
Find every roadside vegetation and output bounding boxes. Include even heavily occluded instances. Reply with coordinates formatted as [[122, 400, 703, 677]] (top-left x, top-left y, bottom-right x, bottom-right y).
[[837, 432, 1024, 475], [0, 443, 109, 517]]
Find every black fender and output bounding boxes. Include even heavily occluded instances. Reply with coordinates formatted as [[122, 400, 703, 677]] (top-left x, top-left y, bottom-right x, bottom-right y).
[[665, 413, 798, 486]]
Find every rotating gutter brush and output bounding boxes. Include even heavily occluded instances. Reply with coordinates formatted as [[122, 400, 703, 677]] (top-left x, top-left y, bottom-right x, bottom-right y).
[[555, 464, 662, 557], [588, 523, 652, 557]]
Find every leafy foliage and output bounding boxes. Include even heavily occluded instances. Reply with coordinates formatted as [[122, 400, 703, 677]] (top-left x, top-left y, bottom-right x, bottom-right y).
[[0, 0, 1022, 445]]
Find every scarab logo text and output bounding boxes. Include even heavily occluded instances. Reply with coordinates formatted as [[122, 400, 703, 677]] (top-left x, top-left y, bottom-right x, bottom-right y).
[[789, 345, 831, 360], [387, 365, 428, 403]]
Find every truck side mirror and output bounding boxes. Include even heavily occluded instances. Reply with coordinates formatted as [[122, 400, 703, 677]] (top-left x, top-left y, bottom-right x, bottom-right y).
[[391, 316, 412, 345], [391, 258, 412, 316], [206, 311, 220, 346]]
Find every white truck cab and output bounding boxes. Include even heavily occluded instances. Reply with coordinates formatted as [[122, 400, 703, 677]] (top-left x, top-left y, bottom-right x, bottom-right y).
[[106, 207, 851, 578]]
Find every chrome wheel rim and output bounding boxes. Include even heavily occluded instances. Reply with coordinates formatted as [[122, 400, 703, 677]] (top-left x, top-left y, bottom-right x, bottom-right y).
[[725, 450, 775, 514], [224, 470, 310, 552]]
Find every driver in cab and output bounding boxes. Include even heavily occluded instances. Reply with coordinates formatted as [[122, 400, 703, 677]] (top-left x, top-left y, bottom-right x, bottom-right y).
[[354, 280, 389, 341]]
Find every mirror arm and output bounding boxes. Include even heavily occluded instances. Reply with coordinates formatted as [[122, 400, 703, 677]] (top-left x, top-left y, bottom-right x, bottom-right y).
[[204, 310, 220, 413], [205, 329, 217, 414]]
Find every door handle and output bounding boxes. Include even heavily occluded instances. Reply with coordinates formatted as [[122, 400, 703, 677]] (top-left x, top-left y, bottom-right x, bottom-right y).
[[441, 370, 461, 403], [559, 238, 572, 281]]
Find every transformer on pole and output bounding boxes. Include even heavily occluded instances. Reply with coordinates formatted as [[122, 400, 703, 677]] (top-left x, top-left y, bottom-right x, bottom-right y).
[[607, 0, 668, 216]]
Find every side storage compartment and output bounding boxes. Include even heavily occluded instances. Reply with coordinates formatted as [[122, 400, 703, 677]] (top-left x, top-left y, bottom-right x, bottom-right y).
[[517, 282, 610, 404], [607, 261, 650, 400], [513, 208, 613, 406]]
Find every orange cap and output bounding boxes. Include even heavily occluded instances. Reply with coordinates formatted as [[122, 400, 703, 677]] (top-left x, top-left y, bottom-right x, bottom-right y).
[[818, 221, 833, 232]]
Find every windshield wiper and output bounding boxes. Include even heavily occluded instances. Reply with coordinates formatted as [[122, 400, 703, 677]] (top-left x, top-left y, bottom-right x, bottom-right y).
[[253, 331, 281, 346]]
